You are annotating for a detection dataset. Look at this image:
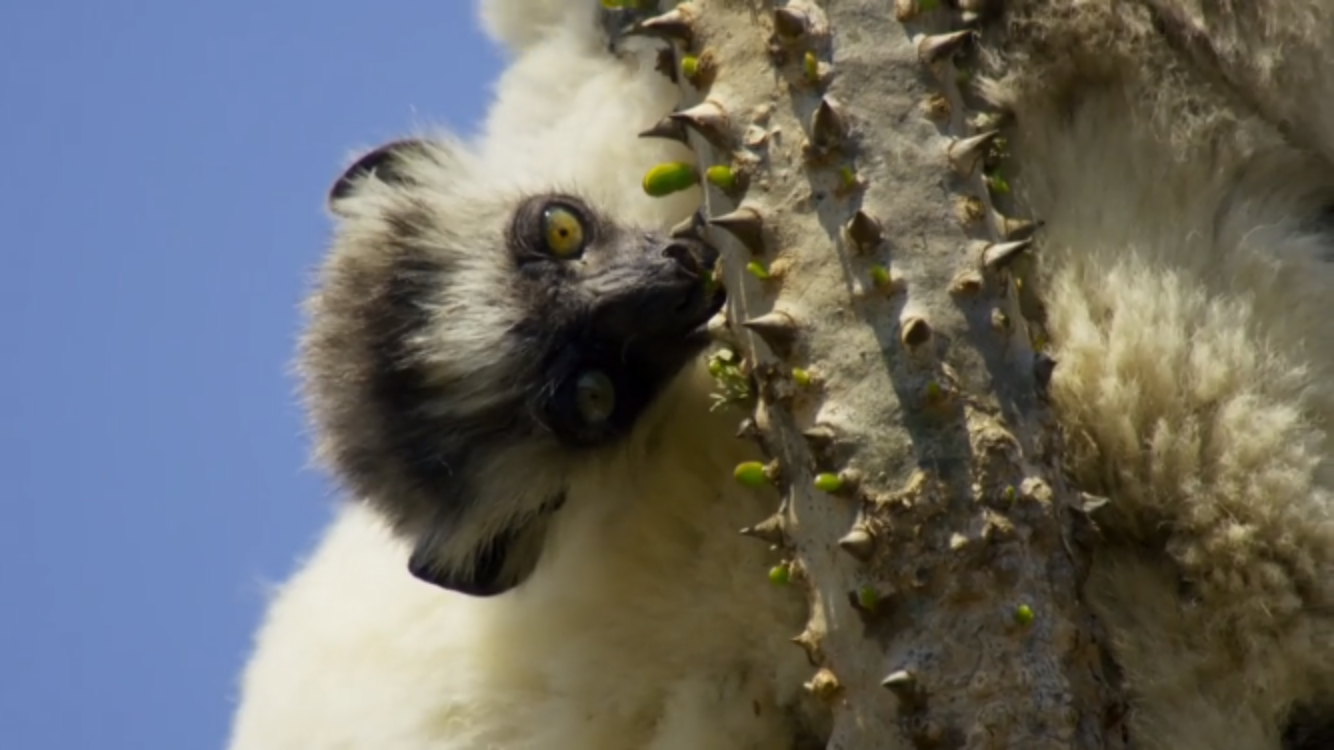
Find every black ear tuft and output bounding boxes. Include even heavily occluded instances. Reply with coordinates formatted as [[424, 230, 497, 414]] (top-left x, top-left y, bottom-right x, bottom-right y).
[[328, 138, 432, 210]]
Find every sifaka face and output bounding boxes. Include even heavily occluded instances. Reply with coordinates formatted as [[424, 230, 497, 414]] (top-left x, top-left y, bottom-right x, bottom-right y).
[[300, 138, 725, 597]]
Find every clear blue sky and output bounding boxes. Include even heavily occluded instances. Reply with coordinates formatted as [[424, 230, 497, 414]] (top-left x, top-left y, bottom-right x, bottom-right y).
[[0, 3, 505, 748]]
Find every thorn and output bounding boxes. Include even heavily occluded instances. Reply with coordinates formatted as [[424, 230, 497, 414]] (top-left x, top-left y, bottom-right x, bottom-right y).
[[669, 100, 730, 147], [947, 130, 1000, 176], [810, 96, 849, 152], [742, 311, 799, 353], [637, 116, 689, 144], [668, 210, 706, 240], [846, 209, 883, 253], [803, 668, 842, 700], [740, 514, 785, 545], [735, 417, 760, 439], [837, 526, 876, 561], [708, 205, 765, 253], [900, 317, 932, 348], [995, 213, 1038, 241], [622, 5, 695, 45], [881, 669, 925, 707], [773, 7, 808, 38], [790, 629, 824, 666], [982, 239, 1032, 270], [917, 29, 974, 65], [801, 425, 836, 448]]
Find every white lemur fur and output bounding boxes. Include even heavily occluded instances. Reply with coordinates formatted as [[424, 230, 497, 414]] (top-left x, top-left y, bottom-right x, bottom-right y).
[[228, 1, 1334, 748]]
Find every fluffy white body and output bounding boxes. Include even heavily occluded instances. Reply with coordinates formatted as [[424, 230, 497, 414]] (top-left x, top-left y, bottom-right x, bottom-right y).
[[227, 370, 812, 748], [228, 1, 1334, 748]]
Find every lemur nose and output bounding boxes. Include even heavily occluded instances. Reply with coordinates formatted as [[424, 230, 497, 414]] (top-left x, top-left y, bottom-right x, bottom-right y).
[[661, 241, 703, 276]]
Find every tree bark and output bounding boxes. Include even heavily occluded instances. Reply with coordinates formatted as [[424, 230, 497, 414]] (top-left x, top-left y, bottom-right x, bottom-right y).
[[635, 1, 1126, 747]]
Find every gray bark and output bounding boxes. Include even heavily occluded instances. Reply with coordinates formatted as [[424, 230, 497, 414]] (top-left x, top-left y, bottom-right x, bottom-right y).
[[638, 1, 1124, 747]]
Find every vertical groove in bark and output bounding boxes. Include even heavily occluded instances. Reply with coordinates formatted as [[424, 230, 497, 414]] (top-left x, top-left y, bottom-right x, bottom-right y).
[[638, 1, 1126, 747]]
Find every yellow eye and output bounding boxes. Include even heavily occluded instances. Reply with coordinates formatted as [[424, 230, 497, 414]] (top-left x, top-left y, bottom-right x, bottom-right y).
[[541, 206, 586, 258]]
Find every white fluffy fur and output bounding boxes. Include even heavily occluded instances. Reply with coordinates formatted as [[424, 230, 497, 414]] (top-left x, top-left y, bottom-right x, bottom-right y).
[[228, 367, 813, 748], [230, 1, 1334, 748]]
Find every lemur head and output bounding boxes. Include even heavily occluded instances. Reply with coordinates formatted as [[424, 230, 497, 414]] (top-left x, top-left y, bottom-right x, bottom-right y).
[[301, 137, 724, 597]]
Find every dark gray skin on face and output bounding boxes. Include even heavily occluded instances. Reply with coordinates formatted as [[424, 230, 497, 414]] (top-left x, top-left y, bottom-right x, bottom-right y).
[[301, 139, 724, 598]]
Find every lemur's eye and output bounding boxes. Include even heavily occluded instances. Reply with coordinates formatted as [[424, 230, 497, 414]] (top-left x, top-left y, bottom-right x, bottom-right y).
[[574, 370, 615, 424], [541, 205, 587, 258]]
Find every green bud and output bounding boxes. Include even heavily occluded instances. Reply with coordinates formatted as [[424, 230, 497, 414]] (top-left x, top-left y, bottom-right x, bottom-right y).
[[642, 162, 699, 197], [814, 472, 843, 493], [791, 368, 812, 387], [705, 164, 737, 192], [838, 165, 858, 190], [769, 563, 791, 586], [1014, 603, 1035, 626], [681, 54, 700, 80], [734, 461, 769, 487], [803, 51, 819, 82], [857, 585, 879, 611], [746, 260, 770, 280], [869, 264, 891, 288]]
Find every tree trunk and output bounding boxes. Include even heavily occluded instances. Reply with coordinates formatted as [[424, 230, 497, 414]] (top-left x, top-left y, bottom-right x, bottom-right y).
[[637, 1, 1125, 747]]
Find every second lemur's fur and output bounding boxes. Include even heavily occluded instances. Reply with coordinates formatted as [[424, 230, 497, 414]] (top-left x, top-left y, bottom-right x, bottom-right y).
[[229, 1, 1334, 748]]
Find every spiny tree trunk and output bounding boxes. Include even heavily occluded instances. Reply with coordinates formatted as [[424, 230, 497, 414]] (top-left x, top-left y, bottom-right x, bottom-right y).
[[634, 1, 1124, 747]]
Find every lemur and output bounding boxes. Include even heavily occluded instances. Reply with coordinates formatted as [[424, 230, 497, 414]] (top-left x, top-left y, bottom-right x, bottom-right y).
[[228, 1, 1334, 748]]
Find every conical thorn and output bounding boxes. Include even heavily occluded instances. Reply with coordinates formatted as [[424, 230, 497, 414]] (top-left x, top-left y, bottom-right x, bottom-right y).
[[790, 629, 824, 666], [638, 116, 689, 144], [982, 239, 1032, 270], [811, 96, 849, 151], [669, 100, 730, 146], [773, 7, 808, 38], [947, 130, 1000, 176], [708, 205, 765, 253], [743, 311, 799, 353], [995, 212, 1039, 241], [622, 6, 695, 44], [900, 316, 932, 348], [846, 209, 883, 253], [917, 29, 975, 65], [881, 669, 925, 707], [837, 526, 876, 561], [669, 210, 706, 240], [802, 425, 836, 448], [740, 514, 786, 545]]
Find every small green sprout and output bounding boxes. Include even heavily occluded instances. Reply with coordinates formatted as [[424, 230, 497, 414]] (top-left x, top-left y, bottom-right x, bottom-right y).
[[734, 461, 769, 487], [642, 162, 698, 197], [769, 563, 792, 586], [869, 264, 891, 288], [803, 51, 819, 82], [838, 165, 858, 191], [705, 164, 737, 192], [681, 54, 700, 80], [814, 472, 843, 493], [746, 260, 771, 280], [857, 585, 879, 611], [986, 170, 1011, 195], [1014, 603, 1035, 626], [791, 368, 812, 388]]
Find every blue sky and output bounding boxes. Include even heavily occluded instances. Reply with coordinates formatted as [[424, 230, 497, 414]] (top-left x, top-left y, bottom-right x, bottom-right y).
[[0, 3, 505, 748]]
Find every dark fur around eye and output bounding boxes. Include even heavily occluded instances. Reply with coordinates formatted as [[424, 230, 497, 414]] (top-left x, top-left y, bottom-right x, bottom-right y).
[[507, 194, 601, 261]]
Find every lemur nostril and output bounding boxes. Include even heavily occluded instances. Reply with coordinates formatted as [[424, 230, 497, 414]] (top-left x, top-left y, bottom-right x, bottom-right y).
[[661, 242, 701, 275]]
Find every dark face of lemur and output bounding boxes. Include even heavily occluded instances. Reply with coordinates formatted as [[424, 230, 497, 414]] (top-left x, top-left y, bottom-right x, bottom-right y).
[[302, 139, 725, 598]]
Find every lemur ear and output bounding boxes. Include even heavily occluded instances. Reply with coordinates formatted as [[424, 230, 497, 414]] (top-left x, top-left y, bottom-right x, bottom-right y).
[[327, 139, 434, 212], [406, 494, 565, 598]]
